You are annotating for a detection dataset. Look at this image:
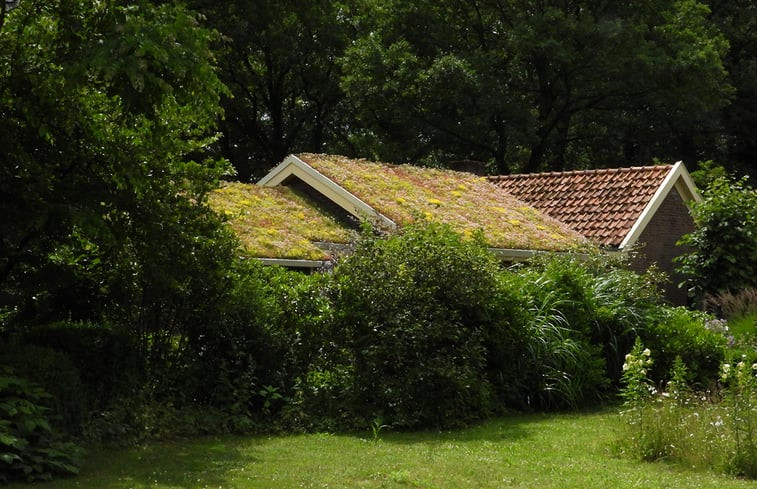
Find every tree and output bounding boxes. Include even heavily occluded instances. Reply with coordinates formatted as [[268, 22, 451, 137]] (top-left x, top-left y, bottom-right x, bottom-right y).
[[340, 0, 731, 173], [0, 0, 235, 351], [705, 0, 757, 178], [676, 176, 757, 300], [189, 0, 351, 181]]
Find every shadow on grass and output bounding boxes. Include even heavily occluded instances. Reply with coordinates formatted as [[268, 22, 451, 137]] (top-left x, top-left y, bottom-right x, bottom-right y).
[[73, 435, 260, 489], [348, 413, 541, 446], [355, 408, 618, 446]]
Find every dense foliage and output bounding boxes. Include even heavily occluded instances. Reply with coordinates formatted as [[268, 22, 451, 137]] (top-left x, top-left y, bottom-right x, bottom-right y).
[[677, 176, 757, 300], [1, 0, 751, 482], [330, 224, 523, 427], [0, 368, 84, 483], [0, 0, 235, 335], [181, 0, 756, 179]]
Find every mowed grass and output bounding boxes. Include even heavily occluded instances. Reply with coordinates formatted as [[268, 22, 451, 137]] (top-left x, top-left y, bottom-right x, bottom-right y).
[[9, 410, 757, 489]]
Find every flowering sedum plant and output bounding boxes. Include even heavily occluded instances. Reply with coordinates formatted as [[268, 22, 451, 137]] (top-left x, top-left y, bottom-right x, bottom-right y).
[[298, 153, 588, 251], [209, 182, 353, 260]]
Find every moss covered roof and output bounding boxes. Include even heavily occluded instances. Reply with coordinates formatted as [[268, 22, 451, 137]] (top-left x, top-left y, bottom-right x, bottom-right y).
[[297, 153, 587, 251], [209, 182, 353, 260]]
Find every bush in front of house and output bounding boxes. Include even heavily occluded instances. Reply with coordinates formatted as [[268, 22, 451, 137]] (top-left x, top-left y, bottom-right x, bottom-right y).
[[1, 222, 732, 446], [508, 254, 664, 409], [329, 223, 528, 429], [639, 306, 726, 387]]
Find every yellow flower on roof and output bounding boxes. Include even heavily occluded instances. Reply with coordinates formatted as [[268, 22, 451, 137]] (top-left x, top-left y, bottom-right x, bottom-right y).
[[240, 199, 251, 206], [451, 190, 462, 198], [508, 219, 521, 226], [396, 197, 407, 204], [423, 211, 433, 220], [427, 198, 442, 206]]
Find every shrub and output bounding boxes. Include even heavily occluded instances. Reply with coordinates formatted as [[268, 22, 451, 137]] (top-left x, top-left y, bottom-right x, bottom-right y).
[[331, 223, 523, 428], [0, 344, 86, 436], [0, 368, 84, 483], [640, 307, 726, 386], [261, 270, 356, 431], [172, 259, 285, 423], [677, 176, 757, 300], [19, 321, 143, 417]]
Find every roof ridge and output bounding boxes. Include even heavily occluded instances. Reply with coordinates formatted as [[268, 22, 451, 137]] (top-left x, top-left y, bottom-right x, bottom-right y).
[[490, 164, 673, 180]]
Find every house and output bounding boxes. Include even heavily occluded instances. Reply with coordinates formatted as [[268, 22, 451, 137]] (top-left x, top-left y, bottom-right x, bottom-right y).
[[489, 162, 701, 304], [212, 154, 699, 304], [210, 153, 589, 267]]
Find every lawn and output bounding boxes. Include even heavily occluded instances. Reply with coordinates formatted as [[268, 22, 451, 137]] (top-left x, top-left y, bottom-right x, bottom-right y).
[[8, 410, 757, 489]]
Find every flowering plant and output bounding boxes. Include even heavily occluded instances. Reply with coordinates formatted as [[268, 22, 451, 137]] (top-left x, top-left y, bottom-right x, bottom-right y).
[[620, 338, 654, 408]]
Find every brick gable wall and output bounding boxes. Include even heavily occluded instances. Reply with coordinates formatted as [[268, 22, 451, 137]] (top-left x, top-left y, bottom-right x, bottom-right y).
[[630, 188, 695, 305]]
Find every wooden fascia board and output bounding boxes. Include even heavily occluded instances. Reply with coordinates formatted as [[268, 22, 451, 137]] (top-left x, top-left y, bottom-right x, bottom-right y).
[[257, 155, 396, 230], [619, 161, 700, 250]]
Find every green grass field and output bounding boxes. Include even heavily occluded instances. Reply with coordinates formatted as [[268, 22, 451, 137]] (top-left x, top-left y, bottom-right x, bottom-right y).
[[8, 410, 757, 489]]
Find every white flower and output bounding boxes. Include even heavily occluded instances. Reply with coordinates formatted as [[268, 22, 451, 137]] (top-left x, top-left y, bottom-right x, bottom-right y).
[[642, 348, 651, 357]]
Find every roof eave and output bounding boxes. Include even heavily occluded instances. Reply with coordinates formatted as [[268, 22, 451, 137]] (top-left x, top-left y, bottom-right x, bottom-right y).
[[257, 258, 329, 268], [488, 247, 599, 262]]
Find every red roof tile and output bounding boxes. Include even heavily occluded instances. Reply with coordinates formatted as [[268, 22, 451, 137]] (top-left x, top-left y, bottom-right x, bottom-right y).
[[488, 165, 674, 247]]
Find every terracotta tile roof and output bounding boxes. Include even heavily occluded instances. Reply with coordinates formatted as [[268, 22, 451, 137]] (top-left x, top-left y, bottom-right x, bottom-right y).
[[296, 153, 587, 252], [488, 165, 674, 247]]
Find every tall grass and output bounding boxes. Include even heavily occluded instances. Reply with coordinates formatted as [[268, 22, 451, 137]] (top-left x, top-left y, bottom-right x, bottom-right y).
[[618, 342, 757, 478]]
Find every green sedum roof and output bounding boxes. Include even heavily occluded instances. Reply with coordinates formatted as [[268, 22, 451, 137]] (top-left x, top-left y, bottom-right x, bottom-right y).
[[297, 153, 587, 251], [210, 182, 353, 260]]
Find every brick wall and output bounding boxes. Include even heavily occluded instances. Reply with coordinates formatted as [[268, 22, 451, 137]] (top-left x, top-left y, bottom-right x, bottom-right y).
[[630, 187, 695, 305]]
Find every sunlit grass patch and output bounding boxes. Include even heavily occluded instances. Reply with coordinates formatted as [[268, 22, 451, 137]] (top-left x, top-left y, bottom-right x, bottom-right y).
[[10, 411, 756, 489]]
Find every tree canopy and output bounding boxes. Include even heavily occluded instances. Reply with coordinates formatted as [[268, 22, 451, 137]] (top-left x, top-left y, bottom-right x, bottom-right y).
[[0, 0, 234, 333], [339, 0, 731, 173], [187, 0, 752, 178]]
